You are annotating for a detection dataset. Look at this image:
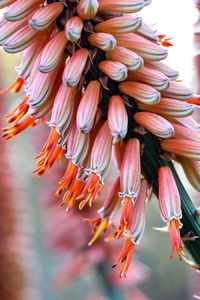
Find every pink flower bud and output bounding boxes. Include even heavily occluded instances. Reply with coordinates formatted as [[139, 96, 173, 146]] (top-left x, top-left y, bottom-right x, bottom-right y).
[[77, 0, 99, 20], [4, 0, 42, 21], [62, 48, 89, 87], [65, 16, 83, 42], [95, 15, 142, 35], [178, 156, 200, 192], [88, 32, 116, 51], [106, 46, 143, 71], [0, 16, 28, 45], [39, 31, 68, 73], [117, 33, 168, 61], [3, 24, 42, 53], [119, 138, 141, 199], [136, 22, 158, 42], [99, 60, 128, 81], [172, 123, 200, 142], [161, 139, 200, 161], [108, 95, 128, 142], [128, 66, 170, 91], [144, 60, 179, 80], [137, 97, 194, 117], [49, 83, 77, 134], [29, 2, 64, 31], [158, 166, 183, 260], [76, 80, 101, 133], [0, 0, 16, 9], [98, 0, 144, 13], [119, 81, 160, 104], [134, 112, 174, 138], [161, 81, 194, 100]]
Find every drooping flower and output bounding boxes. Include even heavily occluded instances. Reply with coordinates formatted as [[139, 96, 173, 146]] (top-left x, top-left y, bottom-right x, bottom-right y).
[[158, 166, 183, 260]]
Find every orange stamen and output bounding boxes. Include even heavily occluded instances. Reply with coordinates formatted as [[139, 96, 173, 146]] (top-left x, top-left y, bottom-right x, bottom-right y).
[[116, 197, 134, 239], [77, 173, 102, 210], [0, 77, 24, 94], [6, 96, 29, 124], [169, 219, 184, 260], [158, 34, 173, 47], [85, 217, 109, 246], [56, 160, 79, 196], [2, 114, 35, 141], [187, 95, 200, 105]]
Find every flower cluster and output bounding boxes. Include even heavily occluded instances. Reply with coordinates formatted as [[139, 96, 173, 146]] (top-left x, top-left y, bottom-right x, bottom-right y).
[[0, 0, 199, 277]]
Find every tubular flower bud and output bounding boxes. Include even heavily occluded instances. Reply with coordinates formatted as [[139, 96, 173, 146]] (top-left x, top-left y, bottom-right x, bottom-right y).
[[128, 66, 170, 91], [98, 0, 144, 13], [161, 81, 194, 100], [88, 32, 116, 51], [113, 179, 148, 278], [119, 81, 160, 104], [39, 31, 68, 73], [144, 0, 152, 5], [3, 24, 41, 53], [117, 33, 168, 61], [49, 84, 76, 134], [87, 177, 121, 246], [95, 15, 142, 35], [144, 60, 179, 80], [62, 48, 88, 87], [65, 16, 83, 42], [4, 0, 42, 21], [77, 121, 113, 209], [0, 0, 15, 9], [77, 0, 99, 20], [0, 17, 28, 45], [106, 46, 143, 71], [178, 156, 200, 192], [137, 97, 194, 118], [0, 15, 7, 27], [76, 80, 101, 133], [158, 166, 183, 260], [169, 116, 200, 131], [134, 112, 174, 139], [66, 122, 90, 165], [119, 138, 141, 200], [172, 123, 200, 142], [108, 95, 128, 142], [161, 139, 200, 161], [136, 22, 158, 42], [99, 60, 128, 82], [29, 2, 64, 31]]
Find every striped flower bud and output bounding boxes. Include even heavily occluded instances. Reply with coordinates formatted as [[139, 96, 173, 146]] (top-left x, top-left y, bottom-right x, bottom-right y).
[[178, 156, 200, 192], [119, 81, 160, 104], [0, 15, 7, 27], [158, 166, 183, 260], [49, 84, 76, 134], [172, 123, 200, 142], [39, 31, 67, 73], [0, 17, 28, 45], [0, 0, 16, 9], [144, 0, 152, 5], [136, 22, 158, 42], [134, 112, 174, 138], [65, 16, 83, 42], [62, 48, 89, 87], [129, 178, 148, 243], [98, 0, 144, 13], [77, 0, 99, 20], [3, 25, 41, 53], [108, 95, 128, 142], [99, 60, 128, 81], [169, 116, 200, 131], [117, 33, 168, 61], [95, 15, 142, 35], [161, 139, 200, 161], [29, 2, 64, 31], [76, 80, 101, 133], [87, 120, 113, 181], [144, 60, 179, 80], [128, 66, 170, 91], [4, 0, 42, 21], [137, 98, 194, 117], [161, 81, 194, 100], [66, 122, 90, 165], [119, 138, 141, 199], [88, 33, 116, 51], [106, 46, 143, 71]]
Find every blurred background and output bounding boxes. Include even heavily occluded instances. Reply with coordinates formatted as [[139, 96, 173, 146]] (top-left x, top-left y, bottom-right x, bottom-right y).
[[0, 1, 200, 299]]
